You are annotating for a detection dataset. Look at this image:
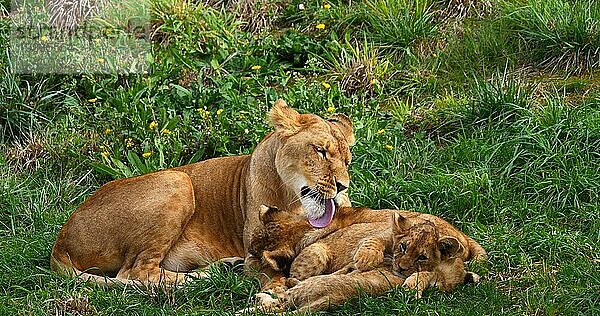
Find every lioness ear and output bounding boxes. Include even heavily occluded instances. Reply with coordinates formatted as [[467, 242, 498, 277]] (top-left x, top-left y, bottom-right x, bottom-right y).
[[328, 114, 355, 146], [392, 212, 408, 234], [259, 205, 280, 223], [269, 99, 301, 138], [439, 236, 463, 259]]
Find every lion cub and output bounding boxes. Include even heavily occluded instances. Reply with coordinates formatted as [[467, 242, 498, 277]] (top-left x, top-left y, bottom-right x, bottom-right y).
[[385, 212, 484, 297], [249, 206, 486, 294], [248, 205, 392, 287]]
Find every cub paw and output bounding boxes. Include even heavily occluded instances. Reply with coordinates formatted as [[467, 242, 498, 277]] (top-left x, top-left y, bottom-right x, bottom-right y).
[[465, 272, 481, 284], [285, 277, 300, 288], [403, 273, 429, 299], [353, 247, 383, 271]]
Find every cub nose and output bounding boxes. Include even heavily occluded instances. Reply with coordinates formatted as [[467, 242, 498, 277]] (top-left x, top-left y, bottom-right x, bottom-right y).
[[336, 181, 348, 193]]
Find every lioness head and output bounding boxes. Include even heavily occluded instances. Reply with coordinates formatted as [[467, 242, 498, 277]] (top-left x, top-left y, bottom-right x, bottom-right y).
[[391, 213, 464, 277], [248, 205, 312, 273], [269, 99, 354, 228]]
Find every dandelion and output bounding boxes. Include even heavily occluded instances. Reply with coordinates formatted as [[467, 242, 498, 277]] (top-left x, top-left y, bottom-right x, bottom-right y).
[[327, 106, 335, 113], [216, 109, 224, 115], [377, 129, 385, 135], [316, 23, 325, 30], [385, 145, 393, 150], [88, 98, 97, 103], [142, 152, 152, 158], [324, 4, 331, 9], [101, 151, 110, 157], [162, 129, 172, 134], [104, 128, 112, 135], [149, 121, 158, 129], [433, 53, 439, 58], [370, 78, 378, 85], [41, 35, 49, 42], [322, 82, 331, 89], [97, 57, 104, 63], [251, 65, 262, 70], [125, 138, 134, 147], [197, 107, 210, 119]]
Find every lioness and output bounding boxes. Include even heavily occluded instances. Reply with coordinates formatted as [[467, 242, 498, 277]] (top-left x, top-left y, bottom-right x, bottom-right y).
[[51, 99, 355, 284]]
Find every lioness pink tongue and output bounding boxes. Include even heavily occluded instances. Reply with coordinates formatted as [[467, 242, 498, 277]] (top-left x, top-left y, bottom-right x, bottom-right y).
[[308, 199, 335, 228]]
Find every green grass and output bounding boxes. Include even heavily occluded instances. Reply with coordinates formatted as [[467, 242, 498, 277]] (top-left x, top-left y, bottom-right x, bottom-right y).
[[1, 0, 600, 314]]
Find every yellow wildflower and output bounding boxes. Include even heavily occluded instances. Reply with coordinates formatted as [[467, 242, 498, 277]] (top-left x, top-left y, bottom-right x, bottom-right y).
[[149, 121, 158, 129], [142, 152, 152, 158], [316, 23, 325, 30], [41, 35, 49, 42], [377, 129, 385, 135], [162, 129, 172, 134], [197, 107, 210, 119], [385, 145, 393, 150], [370, 78, 378, 85], [125, 138, 134, 147], [97, 57, 104, 63], [88, 98, 97, 103], [216, 109, 224, 115], [324, 4, 331, 9], [104, 128, 112, 135], [433, 53, 439, 58], [101, 151, 110, 157], [99, 145, 105, 149], [251, 65, 262, 70], [322, 82, 331, 89], [327, 106, 335, 113]]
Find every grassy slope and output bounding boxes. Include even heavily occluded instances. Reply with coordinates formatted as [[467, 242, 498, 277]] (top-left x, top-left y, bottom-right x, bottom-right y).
[[1, 0, 599, 315]]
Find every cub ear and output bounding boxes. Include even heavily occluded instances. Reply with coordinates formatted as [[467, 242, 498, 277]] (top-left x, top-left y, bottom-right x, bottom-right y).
[[262, 250, 290, 272], [269, 99, 301, 138], [392, 212, 408, 234], [259, 205, 280, 223], [439, 236, 464, 259], [328, 113, 355, 146]]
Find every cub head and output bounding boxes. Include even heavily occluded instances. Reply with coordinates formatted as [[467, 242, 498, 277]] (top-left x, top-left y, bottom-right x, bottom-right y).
[[269, 99, 354, 228], [248, 205, 313, 273], [391, 212, 464, 277]]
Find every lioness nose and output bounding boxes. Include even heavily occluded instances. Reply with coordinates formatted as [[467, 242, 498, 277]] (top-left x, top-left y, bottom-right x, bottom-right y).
[[336, 181, 347, 193]]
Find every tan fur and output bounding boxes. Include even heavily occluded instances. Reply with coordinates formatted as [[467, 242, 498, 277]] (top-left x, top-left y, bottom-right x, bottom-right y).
[[387, 212, 484, 297], [238, 269, 404, 314], [247, 206, 392, 283], [51, 100, 355, 285], [244, 206, 486, 312]]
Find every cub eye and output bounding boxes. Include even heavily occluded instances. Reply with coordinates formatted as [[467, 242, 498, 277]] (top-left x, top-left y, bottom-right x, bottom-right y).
[[316, 147, 327, 159], [417, 254, 428, 262], [397, 243, 407, 253]]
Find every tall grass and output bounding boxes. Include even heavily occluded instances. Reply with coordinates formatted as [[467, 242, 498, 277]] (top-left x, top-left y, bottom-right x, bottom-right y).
[[501, 0, 600, 74]]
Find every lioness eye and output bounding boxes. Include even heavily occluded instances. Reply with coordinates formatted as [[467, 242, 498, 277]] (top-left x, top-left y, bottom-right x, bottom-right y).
[[316, 147, 327, 159]]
